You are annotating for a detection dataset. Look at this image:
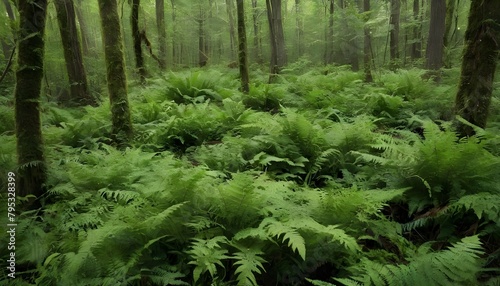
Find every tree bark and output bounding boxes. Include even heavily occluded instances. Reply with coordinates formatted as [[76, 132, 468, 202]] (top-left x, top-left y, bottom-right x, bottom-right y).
[[170, 0, 178, 65], [156, 0, 167, 70], [98, 0, 133, 146], [131, 0, 146, 83], [236, 0, 249, 93], [54, 0, 95, 106], [364, 0, 373, 82], [325, 0, 334, 65], [389, 0, 401, 69], [74, 0, 94, 56], [266, 0, 286, 82], [295, 0, 304, 58], [410, 0, 421, 59], [14, 0, 48, 201], [454, 0, 500, 137], [226, 0, 236, 61], [425, 0, 446, 70], [198, 7, 208, 67]]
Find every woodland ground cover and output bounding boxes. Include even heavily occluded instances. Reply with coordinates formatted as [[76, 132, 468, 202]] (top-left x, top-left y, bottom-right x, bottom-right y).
[[0, 65, 499, 285]]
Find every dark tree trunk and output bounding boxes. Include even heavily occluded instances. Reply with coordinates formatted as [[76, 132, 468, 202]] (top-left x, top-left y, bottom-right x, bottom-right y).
[[54, 0, 95, 106], [389, 0, 401, 69], [444, 0, 455, 49], [14, 0, 48, 201], [98, 0, 133, 146], [236, 0, 249, 93], [156, 0, 167, 70], [425, 0, 446, 70], [170, 0, 177, 65], [251, 0, 262, 63], [364, 0, 373, 82], [325, 0, 334, 65], [131, 0, 146, 83], [454, 0, 500, 137], [226, 0, 236, 61], [410, 0, 422, 59], [266, 0, 286, 82]]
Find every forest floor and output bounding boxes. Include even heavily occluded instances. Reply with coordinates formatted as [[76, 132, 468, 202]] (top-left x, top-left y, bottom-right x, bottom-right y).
[[0, 64, 499, 285]]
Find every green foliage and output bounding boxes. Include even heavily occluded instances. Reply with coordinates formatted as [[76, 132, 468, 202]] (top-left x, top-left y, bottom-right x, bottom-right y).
[[164, 71, 223, 104]]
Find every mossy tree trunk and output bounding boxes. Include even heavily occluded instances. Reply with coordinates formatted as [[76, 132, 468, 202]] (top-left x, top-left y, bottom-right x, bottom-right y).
[[54, 0, 96, 106], [98, 0, 133, 146], [251, 0, 262, 63], [236, 0, 249, 93], [156, 0, 167, 70], [410, 0, 422, 60], [454, 0, 500, 137], [14, 0, 48, 201], [226, 0, 236, 61], [131, 0, 146, 83], [74, 0, 94, 56], [266, 0, 286, 82]]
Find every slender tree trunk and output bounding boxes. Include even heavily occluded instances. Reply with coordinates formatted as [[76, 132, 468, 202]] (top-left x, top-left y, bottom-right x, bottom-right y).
[[251, 0, 262, 63], [156, 0, 167, 70], [198, 7, 208, 67], [15, 0, 48, 201], [295, 0, 304, 59], [325, 0, 334, 65], [131, 0, 146, 83], [364, 0, 373, 82], [410, 0, 421, 59], [425, 0, 446, 70], [267, 0, 286, 82], [170, 0, 177, 65], [454, 0, 500, 137], [54, 0, 95, 106], [443, 0, 456, 67], [226, 0, 236, 61], [74, 0, 93, 56], [1, 0, 16, 75], [236, 0, 249, 93], [98, 0, 133, 146], [389, 0, 401, 69]]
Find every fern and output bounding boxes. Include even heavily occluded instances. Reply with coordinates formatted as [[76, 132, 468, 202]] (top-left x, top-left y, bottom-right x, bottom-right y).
[[231, 244, 267, 286], [188, 236, 229, 283]]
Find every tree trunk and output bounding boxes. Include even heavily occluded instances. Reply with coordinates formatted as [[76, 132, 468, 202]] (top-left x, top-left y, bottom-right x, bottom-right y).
[[131, 0, 146, 83], [410, 0, 421, 59], [325, 0, 334, 65], [98, 0, 133, 146], [1, 0, 16, 75], [54, 0, 95, 106], [236, 0, 249, 93], [364, 0, 373, 82], [444, 0, 455, 49], [425, 0, 446, 70], [226, 0, 236, 61], [266, 0, 286, 82], [251, 0, 262, 63], [170, 0, 177, 65], [14, 0, 48, 201], [198, 7, 208, 67], [156, 0, 167, 70], [295, 0, 304, 59], [454, 0, 500, 137], [389, 0, 401, 69], [74, 0, 94, 56]]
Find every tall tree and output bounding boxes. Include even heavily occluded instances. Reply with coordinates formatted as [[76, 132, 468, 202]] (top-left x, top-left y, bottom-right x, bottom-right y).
[[170, 0, 178, 65], [425, 0, 446, 70], [156, 0, 167, 70], [236, 0, 249, 93], [454, 0, 500, 137], [14, 0, 48, 200], [295, 0, 304, 58], [226, 0, 237, 60], [364, 0, 373, 82], [131, 0, 146, 83], [266, 0, 286, 82], [251, 0, 262, 63], [74, 0, 94, 56], [197, 5, 208, 67], [410, 0, 422, 59], [389, 0, 401, 68], [98, 0, 133, 146], [325, 0, 334, 65], [54, 0, 95, 106]]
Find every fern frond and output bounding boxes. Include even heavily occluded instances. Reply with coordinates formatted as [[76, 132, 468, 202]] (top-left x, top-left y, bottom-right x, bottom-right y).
[[260, 217, 307, 260], [231, 244, 267, 286]]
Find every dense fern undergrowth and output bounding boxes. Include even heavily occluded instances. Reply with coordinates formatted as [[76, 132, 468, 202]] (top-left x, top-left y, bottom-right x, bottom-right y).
[[1, 64, 499, 285]]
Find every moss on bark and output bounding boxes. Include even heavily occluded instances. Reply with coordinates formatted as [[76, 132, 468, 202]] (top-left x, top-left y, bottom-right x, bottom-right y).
[[14, 0, 48, 200], [98, 0, 133, 147], [455, 0, 500, 137]]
